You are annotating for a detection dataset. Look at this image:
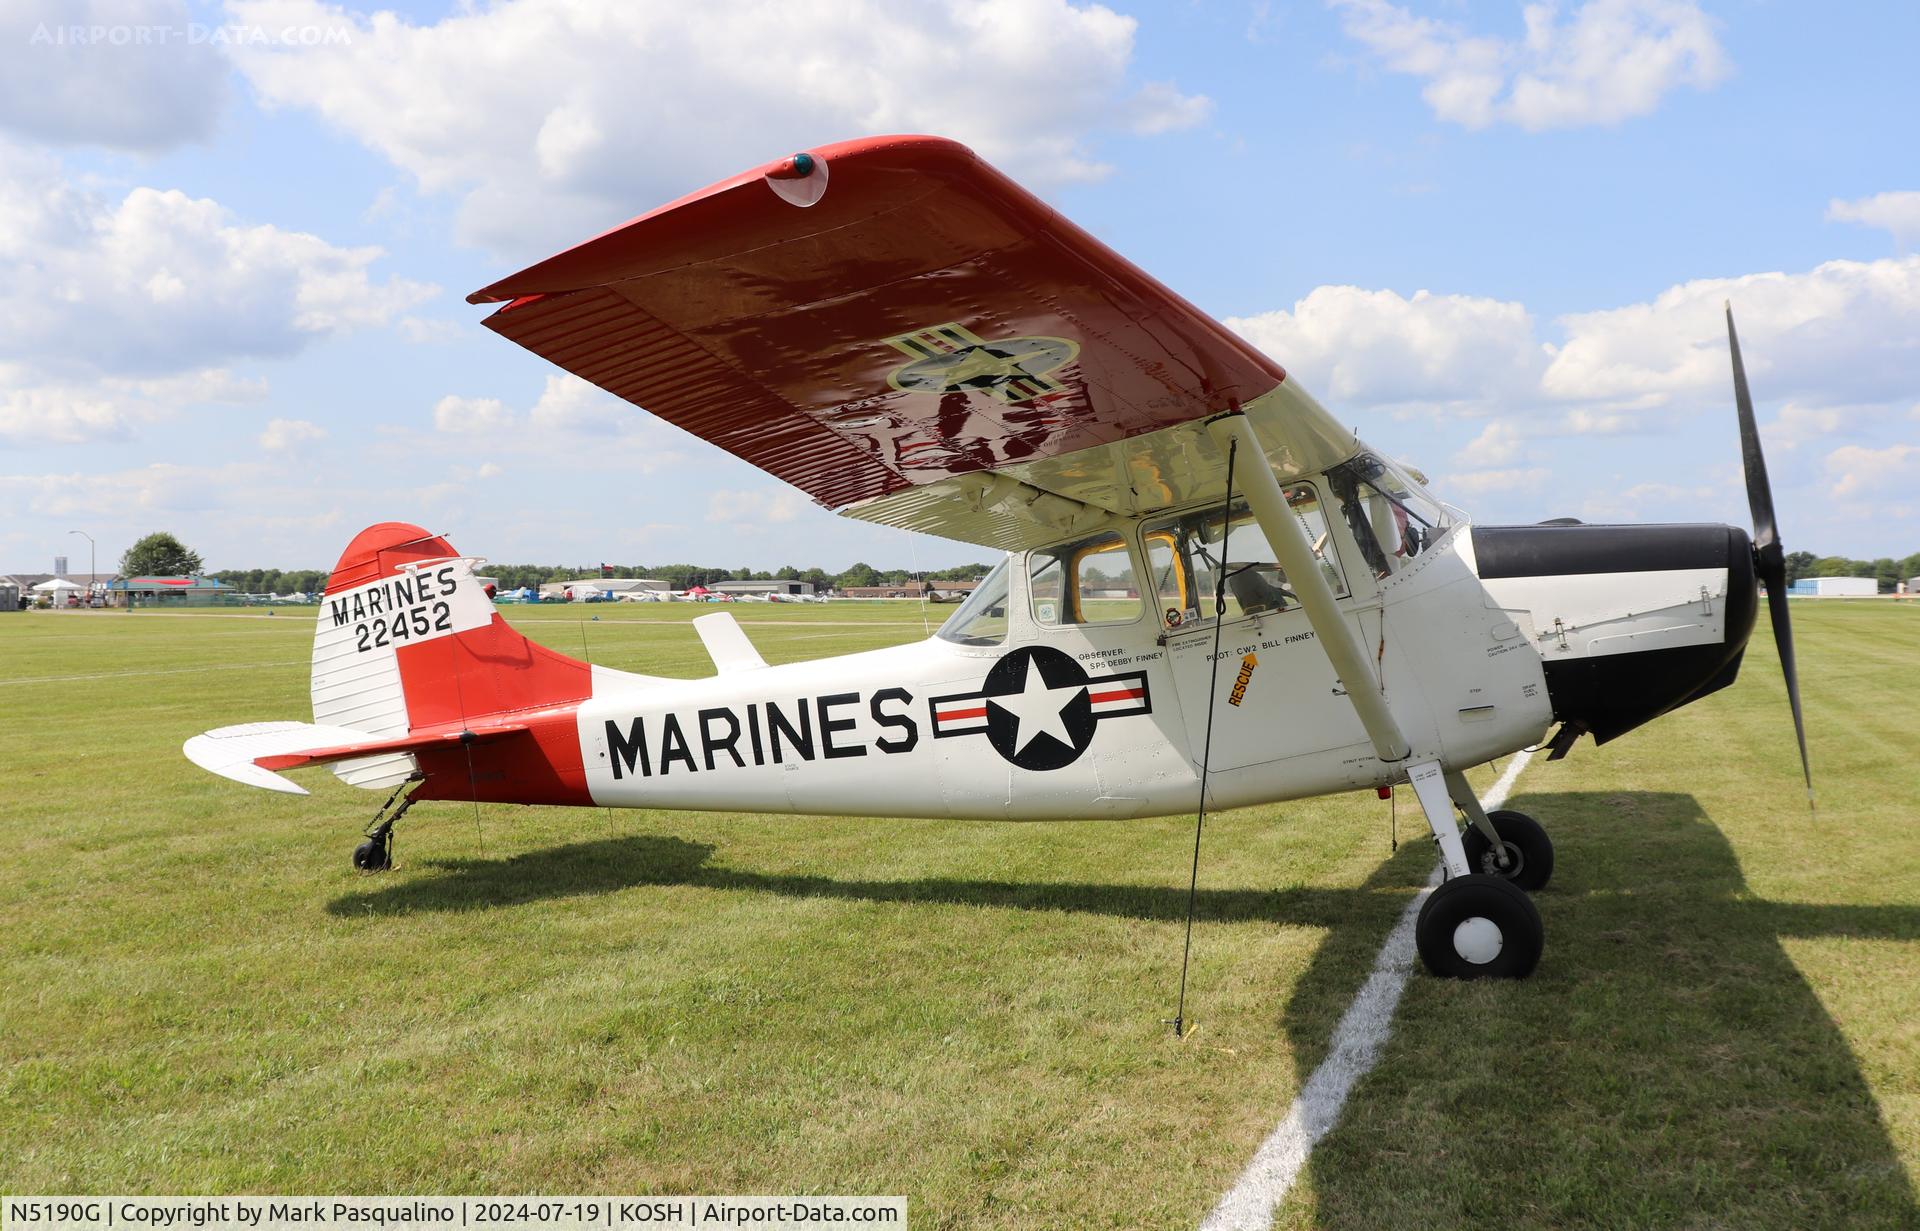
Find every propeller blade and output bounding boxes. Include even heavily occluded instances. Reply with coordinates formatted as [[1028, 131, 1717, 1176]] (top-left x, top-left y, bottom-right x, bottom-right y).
[[1757, 547, 1815, 813], [1726, 303, 1813, 813], [1726, 303, 1777, 550]]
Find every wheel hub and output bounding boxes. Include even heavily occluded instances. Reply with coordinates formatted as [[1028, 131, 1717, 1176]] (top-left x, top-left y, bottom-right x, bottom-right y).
[[1479, 840, 1525, 879], [1452, 916, 1504, 964]]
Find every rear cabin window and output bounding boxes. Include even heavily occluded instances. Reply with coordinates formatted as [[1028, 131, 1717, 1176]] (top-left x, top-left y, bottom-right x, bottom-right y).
[[1029, 532, 1144, 627]]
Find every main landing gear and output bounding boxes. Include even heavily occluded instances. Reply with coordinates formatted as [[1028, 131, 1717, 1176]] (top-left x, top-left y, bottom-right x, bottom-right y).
[[352, 778, 421, 873], [1402, 761, 1555, 979]]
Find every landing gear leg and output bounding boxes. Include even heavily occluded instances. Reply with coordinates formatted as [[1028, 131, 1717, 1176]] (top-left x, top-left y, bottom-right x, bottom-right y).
[[352, 778, 420, 873], [1446, 767, 1553, 891], [1405, 760, 1544, 979], [1405, 761, 1471, 879], [1444, 768, 1507, 867]]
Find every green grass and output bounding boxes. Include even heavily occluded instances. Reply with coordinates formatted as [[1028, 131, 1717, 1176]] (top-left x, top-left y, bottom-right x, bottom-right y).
[[1, 602, 1915, 1228]]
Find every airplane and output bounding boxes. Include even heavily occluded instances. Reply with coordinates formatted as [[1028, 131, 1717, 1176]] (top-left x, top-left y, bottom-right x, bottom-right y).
[[183, 135, 1810, 982]]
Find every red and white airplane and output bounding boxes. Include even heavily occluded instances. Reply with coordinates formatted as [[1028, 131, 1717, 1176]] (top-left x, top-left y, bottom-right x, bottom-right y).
[[185, 136, 1810, 980]]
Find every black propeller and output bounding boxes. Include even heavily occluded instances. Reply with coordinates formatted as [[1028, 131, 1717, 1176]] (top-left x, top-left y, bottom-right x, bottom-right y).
[[1726, 303, 1815, 814]]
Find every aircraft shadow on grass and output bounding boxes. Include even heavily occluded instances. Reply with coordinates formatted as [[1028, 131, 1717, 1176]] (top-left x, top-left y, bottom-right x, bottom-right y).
[[328, 790, 1918, 1226]]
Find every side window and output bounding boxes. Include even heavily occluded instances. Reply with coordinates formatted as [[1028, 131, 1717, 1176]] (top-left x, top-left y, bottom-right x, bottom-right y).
[[1143, 485, 1345, 629], [1029, 532, 1144, 626]]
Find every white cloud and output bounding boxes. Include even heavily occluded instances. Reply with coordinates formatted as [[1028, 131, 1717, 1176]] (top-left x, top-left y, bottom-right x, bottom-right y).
[[433, 395, 513, 435], [0, 140, 436, 381], [1454, 420, 1526, 466], [259, 417, 327, 451], [708, 488, 812, 524], [1826, 443, 1919, 499], [1544, 256, 1920, 406], [1559, 408, 1638, 435], [1441, 466, 1550, 497], [1330, 0, 1728, 131], [225, 0, 1208, 255], [0, 0, 227, 151], [0, 366, 262, 448], [1578, 478, 1723, 523], [0, 385, 130, 447], [528, 375, 629, 435], [1760, 403, 1844, 453], [1228, 285, 1542, 409], [0, 461, 271, 521], [398, 315, 464, 344], [1826, 191, 1920, 248], [427, 377, 684, 474]]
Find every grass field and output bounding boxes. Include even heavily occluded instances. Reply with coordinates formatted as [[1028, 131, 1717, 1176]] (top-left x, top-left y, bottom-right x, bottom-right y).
[[2, 600, 1916, 1228]]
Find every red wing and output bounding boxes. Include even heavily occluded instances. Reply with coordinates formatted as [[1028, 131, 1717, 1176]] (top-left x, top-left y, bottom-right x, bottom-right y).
[[469, 135, 1286, 514]]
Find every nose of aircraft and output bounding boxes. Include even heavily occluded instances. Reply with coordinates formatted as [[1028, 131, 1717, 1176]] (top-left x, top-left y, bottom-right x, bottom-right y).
[[1471, 522, 1758, 746]]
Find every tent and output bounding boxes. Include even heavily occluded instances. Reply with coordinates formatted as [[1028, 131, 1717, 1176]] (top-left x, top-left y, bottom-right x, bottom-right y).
[[32, 578, 87, 607]]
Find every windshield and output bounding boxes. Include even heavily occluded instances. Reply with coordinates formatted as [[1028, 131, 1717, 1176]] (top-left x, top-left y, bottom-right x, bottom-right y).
[[1326, 454, 1453, 579], [935, 555, 1013, 646]]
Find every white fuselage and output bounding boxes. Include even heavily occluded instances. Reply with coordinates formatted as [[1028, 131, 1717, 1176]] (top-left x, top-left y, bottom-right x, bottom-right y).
[[571, 518, 1558, 821]]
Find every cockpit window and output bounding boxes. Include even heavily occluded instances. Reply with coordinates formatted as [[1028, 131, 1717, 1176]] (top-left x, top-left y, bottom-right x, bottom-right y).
[[1142, 484, 1345, 630], [935, 555, 1012, 646], [1327, 454, 1453, 579]]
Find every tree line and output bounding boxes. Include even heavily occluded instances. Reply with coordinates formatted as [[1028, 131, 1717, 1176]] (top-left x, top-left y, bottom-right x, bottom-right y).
[[1784, 551, 1920, 593], [205, 560, 995, 595], [128, 530, 1920, 596]]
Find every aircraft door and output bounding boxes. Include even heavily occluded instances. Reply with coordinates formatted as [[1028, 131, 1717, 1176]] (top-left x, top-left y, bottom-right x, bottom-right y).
[[1146, 489, 1370, 772], [1003, 530, 1189, 805]]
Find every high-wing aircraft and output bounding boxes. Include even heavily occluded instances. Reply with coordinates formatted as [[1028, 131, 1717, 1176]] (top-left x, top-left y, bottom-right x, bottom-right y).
[[184, 136, 1810, 980]]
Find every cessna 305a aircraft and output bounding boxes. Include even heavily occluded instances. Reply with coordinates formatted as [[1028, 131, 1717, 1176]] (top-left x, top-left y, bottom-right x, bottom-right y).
[[185, 135, 1811, 980]]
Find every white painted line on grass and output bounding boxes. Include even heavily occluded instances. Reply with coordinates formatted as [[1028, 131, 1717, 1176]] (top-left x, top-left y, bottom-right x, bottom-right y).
[[0, 660, 306, 687], [1198, 748, 1535, 1231]]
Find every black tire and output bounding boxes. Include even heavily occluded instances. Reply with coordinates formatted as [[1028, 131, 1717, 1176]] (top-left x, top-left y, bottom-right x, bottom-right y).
[[1416, 873, 1543, 979], [352, 838, 391, 872], [1461, 809, 1553, 891]]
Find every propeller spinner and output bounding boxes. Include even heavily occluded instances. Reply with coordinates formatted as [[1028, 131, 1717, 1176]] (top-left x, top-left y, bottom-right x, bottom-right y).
[[1725, 304, 1815, 814]]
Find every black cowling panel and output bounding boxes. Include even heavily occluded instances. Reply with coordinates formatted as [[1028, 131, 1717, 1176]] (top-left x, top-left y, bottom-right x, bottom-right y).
[[1473, 522, 1735, 579]]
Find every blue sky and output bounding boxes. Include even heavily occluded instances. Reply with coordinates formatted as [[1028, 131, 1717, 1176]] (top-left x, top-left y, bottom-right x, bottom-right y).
[[2, 0, 1915, 576]]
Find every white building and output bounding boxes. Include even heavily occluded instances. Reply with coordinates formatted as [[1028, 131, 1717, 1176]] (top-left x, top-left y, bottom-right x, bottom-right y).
[[538, 577, 669, 599]]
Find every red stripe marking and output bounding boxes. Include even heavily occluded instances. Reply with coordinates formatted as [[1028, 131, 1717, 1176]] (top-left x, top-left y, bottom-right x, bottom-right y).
[[939, 705, 989, 721], [1088, 687, 1143, 704]]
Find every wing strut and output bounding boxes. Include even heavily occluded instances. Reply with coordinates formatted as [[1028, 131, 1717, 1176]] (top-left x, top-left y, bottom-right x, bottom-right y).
[[1203, 412, 1412, 764]]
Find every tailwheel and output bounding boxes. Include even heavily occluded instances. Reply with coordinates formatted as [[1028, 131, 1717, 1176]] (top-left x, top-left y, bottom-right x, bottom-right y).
[[1462, 809, 1554, 891], [352, 782, 416, 874], [353, 820, 393, 872], [1416, 873, 1543, 979]]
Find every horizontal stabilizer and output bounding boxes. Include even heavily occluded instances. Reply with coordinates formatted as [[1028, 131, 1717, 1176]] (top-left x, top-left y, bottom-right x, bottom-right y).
[[693, 612, 769, 674], [184, 720, 529, 795]]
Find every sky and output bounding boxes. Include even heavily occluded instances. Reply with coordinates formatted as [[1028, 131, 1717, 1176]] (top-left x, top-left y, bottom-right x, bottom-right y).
[[2, 0, 1916, 576]]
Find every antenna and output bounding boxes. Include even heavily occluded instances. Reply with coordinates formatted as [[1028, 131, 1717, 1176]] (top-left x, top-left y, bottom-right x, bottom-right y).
[[1171, 434, 1237, 1039]]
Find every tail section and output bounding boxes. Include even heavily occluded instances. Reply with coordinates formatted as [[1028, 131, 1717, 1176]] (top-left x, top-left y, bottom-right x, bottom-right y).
[[312, 522, 594, 792], [185, 522, 604, 801]]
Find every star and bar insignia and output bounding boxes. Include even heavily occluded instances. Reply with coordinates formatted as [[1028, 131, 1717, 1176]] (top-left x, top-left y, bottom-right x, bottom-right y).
[[883, 322, 1079, 405], [929, 645, 1150, 772]]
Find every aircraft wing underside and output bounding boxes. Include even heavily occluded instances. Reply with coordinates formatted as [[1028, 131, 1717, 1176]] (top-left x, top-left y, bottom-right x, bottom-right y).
[[469, 135, 1356, 551]]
